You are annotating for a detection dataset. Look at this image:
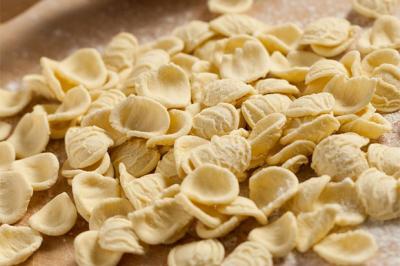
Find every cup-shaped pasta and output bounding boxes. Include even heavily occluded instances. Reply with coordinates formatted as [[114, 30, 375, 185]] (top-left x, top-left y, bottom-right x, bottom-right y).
[[249, 212, 297, 257], [0, 171, 33, 224], [356, 168, 399, 220], [110, 95, 170, 139], [156, 149, 178, 180], [352, 0, 397, 18], [361, 48, 400, 75], [11, 152, 59, 191], [282, 154, 309, 173], [62, 152, 111, 179], [267, 140, 315, 166], [371, 63, 400, 112], [23, 74, 55, 99], [168, 239, 225, 266], [208, 0, 253, 13], [193, 103, 239, 139], [0, 225, 43, 266], [65, 126, 114, 169], [221, 241, 273, 266], [210, 14, 267, 37], [220, 40, 270, 82], [249, 166, 299, 216], [86, 89, 126, 115], [280, 114, 340, 145], [339, 50, 362, 77], [0, 121, 11, 141], [311, 133, 370, 181], [212, 34, 258, 65], [256, 23, 302, 54], [103, 32, 138, 72], [28, 192, 77, 236], [296, 204, 339, 252], [242, 94, 292, 128], [89, 197, 134, 230], [135, 63, 191, 108], [7, 111, 50, 158], [0, 141, 15, 167], [217, 196, 267, 224], [0, 88, 31, 118], [170, 53, 199, 76], [74, 230, 123, 266], [173, 20, 215, 53], [128, 198, 193, 245], [111, 138, 160, 177], [181, 164, 239, 205], [147, 36, 184, 56], [72, 173, 120, 221], [147, 109, 193, 147], [313, 230, 378, 265], [201, 78, 255, 107], [324, 75, 376, 115], [196, 215, 246, 239], [255, 78, 300, 95], [368, 144, 400, 177], [286, 93, 335, 118]]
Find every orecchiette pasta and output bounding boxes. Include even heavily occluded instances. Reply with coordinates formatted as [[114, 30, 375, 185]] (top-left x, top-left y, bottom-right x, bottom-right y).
[[267, 140, 315, 166], [0, 121, 11, 141], [210, 14, 267, 37], [195, 216, 245, 239], [217, 196, 267, 224], [103, 32, 138, 72], [371, 63, 400, 112], [361, 48, 400, 75], [286, 93, 335, 118], [301, 17, 351, 46], [282, 154, 309, 173], [352, 0, 398, 18], [367, 144, 400, 177], [0, 88, 31, 118], [173, 20, 215, 53], [221, 240, 273, 266], [62, 152, 111, 179], [208, 0, 253, 14], [255, 78, 300, 95]]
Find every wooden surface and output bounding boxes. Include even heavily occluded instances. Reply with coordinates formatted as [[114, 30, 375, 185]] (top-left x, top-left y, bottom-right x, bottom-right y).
[[0, 0, 399, 265]]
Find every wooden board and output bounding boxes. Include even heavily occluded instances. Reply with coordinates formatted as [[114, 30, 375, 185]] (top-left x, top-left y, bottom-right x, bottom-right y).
[[0, 1, 399, 265]]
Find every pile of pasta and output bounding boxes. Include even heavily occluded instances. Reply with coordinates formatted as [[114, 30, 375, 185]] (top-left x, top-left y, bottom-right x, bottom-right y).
[[1, 0, 400, 265]]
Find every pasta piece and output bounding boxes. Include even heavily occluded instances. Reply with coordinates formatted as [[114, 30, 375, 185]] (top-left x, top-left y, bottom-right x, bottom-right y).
[[0, 225, 42, 266], [181, 164, 239, 205], [280, 114, 340, 145], [148, 36, 184, 56], [282, 154, 309, 173], [156, 149, 178, 180], [86, 89, 126, 115], [356, 168, 399, 220], [248, 212, 297, 257], [0, 171, 33, 224], [219, 40, 270, 82], [103, 32, 138, 72], [208, 0, 253, 14], [266, 140, 315, 166], [0, 141, 15, 168], [193, 103, 239, 139], [361, 48, 400, 75], [0, 121, 11, 141], [0, 88, 31, 117], [317, 178, 365, 226], [340, 50, 362, 77], [74, 230, 122, 266], [296, 204, 339, 252], [311, 133, 370, 181], [98, 216, 145, 254], [129, 198, 193, 245], [62, 152, 111, 179], [65, 126, 113, 169], [135, 63, 191, 108], [221, 241, 273, 266], [313, 230, 378, 265], [255, 78, 300, 95], [249, 166, 299, 216], [368, 144, 400, 177], [110, 95, 170, 139], [324, 75, 376, 115], [171, 53, 199, 76], [173, 20, 215, 53], [212, 34, 259, 65], [210, 14, 267, 37], [23, 74, 55, 99], [196, 216, 245, 239], [168, 239, 224, 266], [371, 63, 400, 112], [217, 196, 267, 224], [111, 138, 160, 177], [7, 111, 50, 158], [242, 94, 292, 128], [146, 109, 193, 147], [286, 93, 335, 118], [352, 0, 398, 18], [28, 192, 77, 236], [89, 197, 134, 230], [72, 173, 120, 221]]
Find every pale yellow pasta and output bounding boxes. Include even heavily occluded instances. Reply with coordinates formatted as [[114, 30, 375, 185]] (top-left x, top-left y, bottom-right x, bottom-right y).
[[249, 166, 299, 216], [168, 239, 225, 266], [0, 88, 31, 118], [212, 35, 258, 65], [190, 72, 219, 104], [216, 196, 267, 224], [173, 20, 215, 53], [356, 168, 399, 220], [0, 121, 11, 141], [181, 164, 239, 205], [256, 23, 303, 55], [148, 36, 184, 56], [368, 143, 400, 177], [282, 154, 309, 173], [62, 152, 111, 179], [208, 0, 253, 14], [280, 114, 340, 145], [0, 141, 15, 168], [248, 212, 297, 257], [313, 230, 378, 265], [74, 230, 122, 266], [195, 215, 245, 239], [221, 240, 273, 266], [170, 53, 199, 76], [241, 94, 292, 128], [352, 0, 398, 18], [324, 75, 376, 115], [88, 197, 134, 230], [340, 50, 362, 77], [129, 198, 193, 245], [72, 173, 120, 221], [0, 171, 33, 224], [28, 192, 77, 236], [23, 74, 55, 99], [110, 95, 170, 139], [255, 78, 300, 95], [286, 93, 335, 118], [86, 89, 126, 115], [7, 111, 50, 158], [371, 63, 400, 112], [65, 126, 113, 169], [296, 204, 339, 252], [0, 224, 43, 266], [103, 32, 138, 72], [201, 78, 254, 107], [361, 48, 400, 75], [267, 140, 315, 166], [311, 133, 370, 180], [147, 109, 193, 147], [193, 103, 239, 139], [209, 14, 267, 37], [155, 149, 179, 180], [98, 216, 145, 254]]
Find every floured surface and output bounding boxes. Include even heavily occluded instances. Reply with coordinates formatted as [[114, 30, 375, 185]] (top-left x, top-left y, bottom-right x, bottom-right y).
[[0, 0, 399, 265]]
